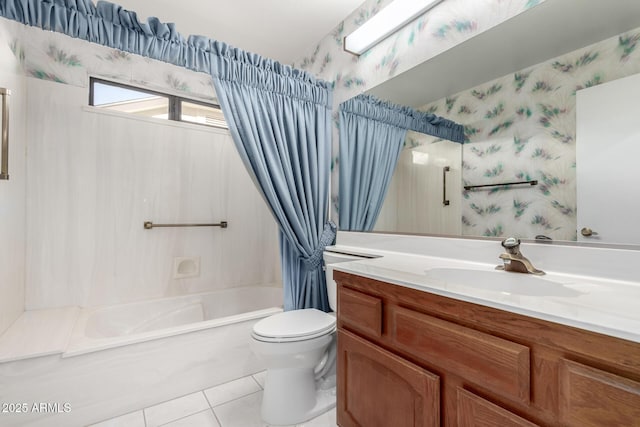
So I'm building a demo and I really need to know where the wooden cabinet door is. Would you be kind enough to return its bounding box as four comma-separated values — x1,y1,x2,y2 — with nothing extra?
457,388,539,427
337,329,440,427
559,359,640,426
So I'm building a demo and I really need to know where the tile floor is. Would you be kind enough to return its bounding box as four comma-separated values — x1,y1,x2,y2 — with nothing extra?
88,371,338,427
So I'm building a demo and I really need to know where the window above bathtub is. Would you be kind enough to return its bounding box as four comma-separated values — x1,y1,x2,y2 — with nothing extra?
89,78,228,129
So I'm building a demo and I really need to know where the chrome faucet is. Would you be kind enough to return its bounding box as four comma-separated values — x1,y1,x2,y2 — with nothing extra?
496,237,545,275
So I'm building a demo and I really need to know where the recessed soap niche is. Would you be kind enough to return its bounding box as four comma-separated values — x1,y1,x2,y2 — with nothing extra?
173,256,200,279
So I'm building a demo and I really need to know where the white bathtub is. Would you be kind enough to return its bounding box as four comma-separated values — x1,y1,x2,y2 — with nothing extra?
0,285,283,427
66,285,283,356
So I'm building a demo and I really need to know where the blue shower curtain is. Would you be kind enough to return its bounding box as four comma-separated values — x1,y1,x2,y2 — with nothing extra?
0,0,336,311
209,42,335,312
339,96,408,231
339,95,464,231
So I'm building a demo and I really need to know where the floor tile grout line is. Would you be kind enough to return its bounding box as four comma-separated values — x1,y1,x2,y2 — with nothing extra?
145,376,265,424
250,374,264,390
97,387,336,427
210,406,223,427
155,408,214,427
98,373,271,426
213,389,263,409
146,371,264,414
203,382,264,410
143,389,206,414
203,387,215,410
144,390,209,427
87,409,147,427
210,390,265,427
205,372,264,394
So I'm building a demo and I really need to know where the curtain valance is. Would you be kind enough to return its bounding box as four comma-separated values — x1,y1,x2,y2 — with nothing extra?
340,94,465,143
1,0,213,72
210,41,331,107
3,0,202,71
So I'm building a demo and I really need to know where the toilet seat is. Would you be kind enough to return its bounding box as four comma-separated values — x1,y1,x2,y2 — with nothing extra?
252,308,336,343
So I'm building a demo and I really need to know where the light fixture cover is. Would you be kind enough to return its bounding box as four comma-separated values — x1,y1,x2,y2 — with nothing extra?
344,0,444,55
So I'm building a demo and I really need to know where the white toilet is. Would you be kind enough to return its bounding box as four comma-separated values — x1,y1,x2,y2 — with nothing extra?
250,251,363,426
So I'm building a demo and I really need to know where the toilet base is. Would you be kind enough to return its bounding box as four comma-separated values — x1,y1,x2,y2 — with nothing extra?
261,369,336,426
298,384,337,423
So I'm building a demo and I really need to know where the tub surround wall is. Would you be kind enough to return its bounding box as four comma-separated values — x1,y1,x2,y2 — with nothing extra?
0,18,280,310
25,77,279,310
375,132,463,236
0,22,26,335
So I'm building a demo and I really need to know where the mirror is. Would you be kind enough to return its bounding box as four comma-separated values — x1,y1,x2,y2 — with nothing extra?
346,0,640,246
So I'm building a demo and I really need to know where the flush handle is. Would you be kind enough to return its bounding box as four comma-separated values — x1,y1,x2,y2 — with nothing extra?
580,227,598,237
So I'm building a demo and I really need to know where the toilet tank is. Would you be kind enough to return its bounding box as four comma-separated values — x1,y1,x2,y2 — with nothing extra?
322,251,369,312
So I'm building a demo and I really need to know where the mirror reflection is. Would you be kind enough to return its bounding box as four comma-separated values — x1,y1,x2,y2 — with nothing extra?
342,0,640,246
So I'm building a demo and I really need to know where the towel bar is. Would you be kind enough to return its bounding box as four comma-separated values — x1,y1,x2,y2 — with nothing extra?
143,221,228,229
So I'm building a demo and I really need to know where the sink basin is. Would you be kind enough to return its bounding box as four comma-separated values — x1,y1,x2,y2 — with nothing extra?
424,268,582,297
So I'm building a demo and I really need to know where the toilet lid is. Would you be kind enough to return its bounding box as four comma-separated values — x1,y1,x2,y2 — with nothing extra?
252,308,336,342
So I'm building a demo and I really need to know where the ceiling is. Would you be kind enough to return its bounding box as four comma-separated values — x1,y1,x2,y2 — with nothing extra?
113,0,365,64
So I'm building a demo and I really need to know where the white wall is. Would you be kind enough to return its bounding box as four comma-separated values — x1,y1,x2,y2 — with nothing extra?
0,24,26,334
25,78,280,309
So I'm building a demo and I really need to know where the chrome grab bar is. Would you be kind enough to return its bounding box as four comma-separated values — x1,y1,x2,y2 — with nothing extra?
442,166,450,206
1,88,10,180
464,180,537,191
144,221,228,229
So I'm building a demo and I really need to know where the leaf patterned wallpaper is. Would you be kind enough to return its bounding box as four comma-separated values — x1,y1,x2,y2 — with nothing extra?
293,0,640,240
292,0,550,226
424,29,640,240
0,18,217,103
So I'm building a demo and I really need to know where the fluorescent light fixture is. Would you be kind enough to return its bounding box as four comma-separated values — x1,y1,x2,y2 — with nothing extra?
344,0,444,55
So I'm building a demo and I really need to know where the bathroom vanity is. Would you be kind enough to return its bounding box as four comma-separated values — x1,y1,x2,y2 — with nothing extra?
331,239,640,427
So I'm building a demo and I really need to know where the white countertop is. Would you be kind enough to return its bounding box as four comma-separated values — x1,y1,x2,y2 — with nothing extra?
329,245,640,344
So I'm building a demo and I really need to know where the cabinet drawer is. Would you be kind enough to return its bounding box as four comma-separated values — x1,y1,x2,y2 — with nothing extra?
338,287,382,338
559,359,640,426
457,388,539,427
390,306,530,402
